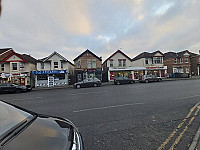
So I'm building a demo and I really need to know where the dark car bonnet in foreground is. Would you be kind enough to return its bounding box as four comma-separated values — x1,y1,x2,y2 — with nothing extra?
0,101,83,150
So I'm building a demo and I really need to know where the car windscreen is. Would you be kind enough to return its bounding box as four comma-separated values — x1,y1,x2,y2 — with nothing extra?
0,101,33,138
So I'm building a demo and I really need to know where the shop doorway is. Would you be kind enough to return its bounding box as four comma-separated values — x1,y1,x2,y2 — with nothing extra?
48,76,54,87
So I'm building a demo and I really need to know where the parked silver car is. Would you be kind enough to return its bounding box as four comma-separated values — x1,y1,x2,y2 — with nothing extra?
74,77,101,89
139,75,162,83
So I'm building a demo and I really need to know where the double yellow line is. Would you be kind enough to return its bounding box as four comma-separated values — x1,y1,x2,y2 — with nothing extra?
158,102,200,150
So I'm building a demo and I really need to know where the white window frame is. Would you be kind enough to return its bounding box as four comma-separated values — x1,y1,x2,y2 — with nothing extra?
174,58,177,64
1,63,4,71
19,62,25,71
61,62,63,69
185,57,188,63
118,60,122,67
145,58,148,64
54,62,58,69
110,60,113,67
41,62,44,69
92,60,96,68
88,60,92,68
77,61,81,68
153,57,163,64
123,60,126,67
180,58,183,63
12,63,18,71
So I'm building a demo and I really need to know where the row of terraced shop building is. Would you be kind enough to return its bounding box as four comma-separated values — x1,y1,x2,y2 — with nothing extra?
0,48,200,87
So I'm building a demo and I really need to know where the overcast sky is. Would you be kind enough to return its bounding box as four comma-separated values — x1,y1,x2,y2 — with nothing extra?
0,0,200,62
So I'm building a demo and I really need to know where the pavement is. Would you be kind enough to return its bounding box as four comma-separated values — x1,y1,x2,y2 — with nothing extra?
2,78,200,149
32,76,200,91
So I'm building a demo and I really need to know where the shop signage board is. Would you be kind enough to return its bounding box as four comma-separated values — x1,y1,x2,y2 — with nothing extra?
31,70,66,75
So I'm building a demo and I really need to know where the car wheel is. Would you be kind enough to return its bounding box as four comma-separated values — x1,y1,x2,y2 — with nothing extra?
145,80,149,83
93,83,97,87
76,85,81,89
130,81,134,84
16,89,21,93
158,78,162,82
117,81,120,85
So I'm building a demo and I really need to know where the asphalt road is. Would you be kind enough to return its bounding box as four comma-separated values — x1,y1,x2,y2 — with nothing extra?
1,79,200,150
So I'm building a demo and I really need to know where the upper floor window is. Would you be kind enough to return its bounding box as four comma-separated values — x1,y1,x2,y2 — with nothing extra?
123,60,126,67
174,58,177,64
54,62,58,69
110,60,113,67
145,58,148,64
88,60,92,68
1,64,4,71
41,62,44,69
92,60,96,68
118,60,122,67
12,63,17,71
153,57,163,64
180,58,183,63
185,57,188,63
78,61,81,68
61,62,63,69
19,62,25,71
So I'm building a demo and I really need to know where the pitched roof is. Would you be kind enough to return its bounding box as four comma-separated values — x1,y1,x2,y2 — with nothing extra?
132,50,163,61
20,54,37,63
73,49,102,61
103,50,131,64
164,50,193,58
38,51,74,66
163,52,178,58
0,49,14,61
0,48,13,55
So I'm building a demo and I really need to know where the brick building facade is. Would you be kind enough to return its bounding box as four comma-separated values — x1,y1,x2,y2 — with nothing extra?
164,50,191,78
73,49,102,82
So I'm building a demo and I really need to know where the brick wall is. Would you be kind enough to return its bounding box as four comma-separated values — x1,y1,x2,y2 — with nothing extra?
74,52,102,70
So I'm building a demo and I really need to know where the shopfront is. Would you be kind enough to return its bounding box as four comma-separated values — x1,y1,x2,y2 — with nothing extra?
146,66,167,77
108,66,167,81
75,68,102,82
31,70,68,87
0,73,29,85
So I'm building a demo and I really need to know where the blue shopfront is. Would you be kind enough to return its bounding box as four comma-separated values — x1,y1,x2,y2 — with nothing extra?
31,70,68,87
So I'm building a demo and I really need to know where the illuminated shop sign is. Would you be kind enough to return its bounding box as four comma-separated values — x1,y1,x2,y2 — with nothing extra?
31,70,66,74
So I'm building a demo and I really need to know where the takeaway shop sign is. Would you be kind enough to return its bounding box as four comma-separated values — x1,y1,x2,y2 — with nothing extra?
31,70,66,75
146,67,164,70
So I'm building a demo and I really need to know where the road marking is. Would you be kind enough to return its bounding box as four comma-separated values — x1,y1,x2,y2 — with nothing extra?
6,97,43,102
173,95,200,100
157,101,200,150
73,103,144,113
68,91,108,96
169,107,200,150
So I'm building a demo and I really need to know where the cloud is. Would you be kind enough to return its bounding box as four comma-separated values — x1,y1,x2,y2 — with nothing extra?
0,0,200,62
